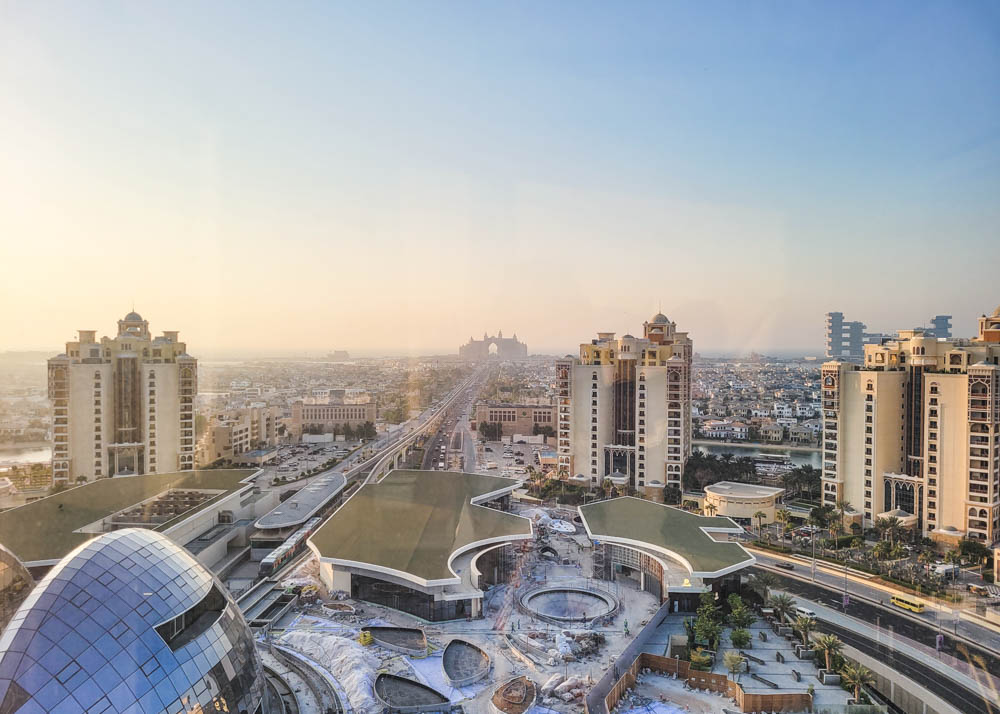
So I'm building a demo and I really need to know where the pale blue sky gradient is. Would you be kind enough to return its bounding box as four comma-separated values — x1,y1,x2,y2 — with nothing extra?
1,2,998,355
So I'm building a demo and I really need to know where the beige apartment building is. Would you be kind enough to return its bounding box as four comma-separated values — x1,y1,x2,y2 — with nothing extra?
290,400,375,437
198,405,282,466
473,402,555,436
47,312,196,484
821,307,1000,544
556,312,693,496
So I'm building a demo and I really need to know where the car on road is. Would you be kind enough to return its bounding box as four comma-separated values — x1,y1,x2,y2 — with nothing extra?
776,562,795,570
794,605,817,618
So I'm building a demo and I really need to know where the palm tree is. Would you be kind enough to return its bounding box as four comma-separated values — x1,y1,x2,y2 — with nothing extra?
529,469,545,497
749,571,777,601
841,663,875,702
723,651,744,683
775,508,792,543
830,520,845,551
794,615,816,646
885,515,903,544
767,593,795,624
813,633,843,671
753,510,767,539
835,498,852,534
875,515,902,544
704,501,718,517
602,478,614,500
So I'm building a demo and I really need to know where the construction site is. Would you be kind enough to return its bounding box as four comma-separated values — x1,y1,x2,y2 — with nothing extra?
243,495,774,714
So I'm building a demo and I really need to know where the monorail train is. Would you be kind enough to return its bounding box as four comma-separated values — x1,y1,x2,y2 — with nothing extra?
259,517,322,577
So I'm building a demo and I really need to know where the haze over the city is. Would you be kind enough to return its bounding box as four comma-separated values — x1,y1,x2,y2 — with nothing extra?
2,2,998,356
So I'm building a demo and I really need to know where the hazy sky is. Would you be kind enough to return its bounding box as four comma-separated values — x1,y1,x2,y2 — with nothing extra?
2,2,998,357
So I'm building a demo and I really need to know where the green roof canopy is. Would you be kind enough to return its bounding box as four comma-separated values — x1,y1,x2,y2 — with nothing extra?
309,470,532,585
0,469,255,565
578,496,754,577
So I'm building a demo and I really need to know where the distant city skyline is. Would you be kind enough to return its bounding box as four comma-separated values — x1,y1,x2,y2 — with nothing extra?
3,304,996,360
2,3,998,355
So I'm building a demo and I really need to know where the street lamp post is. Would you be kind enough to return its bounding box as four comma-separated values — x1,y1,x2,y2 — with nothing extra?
811,531,816,582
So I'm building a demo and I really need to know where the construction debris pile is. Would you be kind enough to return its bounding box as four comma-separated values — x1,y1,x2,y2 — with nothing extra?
540,673,588,704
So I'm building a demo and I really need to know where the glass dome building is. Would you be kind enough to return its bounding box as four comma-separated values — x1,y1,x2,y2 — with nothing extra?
0,529,267,714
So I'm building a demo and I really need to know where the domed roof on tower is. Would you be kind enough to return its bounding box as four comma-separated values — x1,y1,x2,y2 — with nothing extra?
651,312,670,324
124,310,143,321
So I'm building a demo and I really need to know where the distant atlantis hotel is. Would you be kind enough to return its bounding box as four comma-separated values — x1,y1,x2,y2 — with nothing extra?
459,330,528,360
47,311,196,484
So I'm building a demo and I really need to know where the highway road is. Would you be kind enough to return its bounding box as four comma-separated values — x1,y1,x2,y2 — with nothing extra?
421,371,486,472
756,569,1000,714
750,546,1000,654
816,617,998,714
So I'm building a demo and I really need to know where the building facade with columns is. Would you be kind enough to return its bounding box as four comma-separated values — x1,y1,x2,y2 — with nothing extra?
821,307,1000,544
556,312,693,497
47,312,196,484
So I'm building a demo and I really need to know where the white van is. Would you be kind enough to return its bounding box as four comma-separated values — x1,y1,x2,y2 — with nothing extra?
794,605,817,618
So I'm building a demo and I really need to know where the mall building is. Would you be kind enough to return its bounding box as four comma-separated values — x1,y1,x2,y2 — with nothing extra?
578,497,755,611
308,470,532,621
0,529,269,713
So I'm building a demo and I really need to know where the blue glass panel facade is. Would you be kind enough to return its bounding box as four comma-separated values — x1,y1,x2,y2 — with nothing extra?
0,529,265,713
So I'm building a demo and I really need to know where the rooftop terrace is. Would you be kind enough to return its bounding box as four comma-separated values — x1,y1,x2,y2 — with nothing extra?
0,469,256,565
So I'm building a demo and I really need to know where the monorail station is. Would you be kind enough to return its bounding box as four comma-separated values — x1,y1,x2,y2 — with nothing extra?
0,469,262,574
308,470,533,621
578,496,755,611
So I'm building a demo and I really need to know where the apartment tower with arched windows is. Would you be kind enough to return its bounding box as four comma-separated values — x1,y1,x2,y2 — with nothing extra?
47,311,197,484
821,307,1000,544
556,312,693,497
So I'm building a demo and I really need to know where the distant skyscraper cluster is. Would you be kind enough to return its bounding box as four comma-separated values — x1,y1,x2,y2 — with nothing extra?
556,312,693,495
47,312,196,484
825,311,952,360
822,307,1000,543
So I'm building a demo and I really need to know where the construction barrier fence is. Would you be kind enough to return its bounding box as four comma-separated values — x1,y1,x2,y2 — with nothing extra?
599,652,812,714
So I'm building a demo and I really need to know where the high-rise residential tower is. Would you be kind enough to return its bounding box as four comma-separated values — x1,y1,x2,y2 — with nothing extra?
821,307,1000,544
556,312,692,497
825,311,952,360
47,311,197,484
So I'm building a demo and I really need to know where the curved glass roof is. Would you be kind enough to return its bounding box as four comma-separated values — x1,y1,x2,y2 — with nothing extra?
0,529,266,714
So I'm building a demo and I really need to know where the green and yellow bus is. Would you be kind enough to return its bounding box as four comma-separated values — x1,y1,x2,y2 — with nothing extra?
890,595,925,613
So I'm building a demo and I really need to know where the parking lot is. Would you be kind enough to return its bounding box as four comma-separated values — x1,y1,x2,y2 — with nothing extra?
254,440,364,488
480,439,541,477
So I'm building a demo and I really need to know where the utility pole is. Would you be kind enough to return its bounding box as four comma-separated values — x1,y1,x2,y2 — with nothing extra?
811,530,817,582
